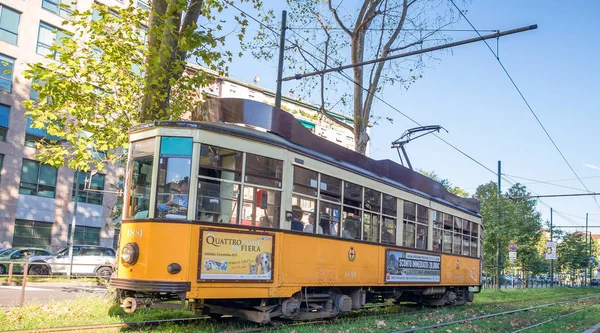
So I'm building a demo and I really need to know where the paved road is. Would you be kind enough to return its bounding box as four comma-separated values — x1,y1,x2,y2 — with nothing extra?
0,282,108,306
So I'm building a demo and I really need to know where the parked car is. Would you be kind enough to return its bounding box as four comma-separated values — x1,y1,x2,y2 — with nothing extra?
0,248,54,275
591,278,599,287
26,245,116,277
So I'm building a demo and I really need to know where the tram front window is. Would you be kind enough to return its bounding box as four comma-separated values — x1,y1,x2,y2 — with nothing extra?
127,138,155,219
156,137,192,219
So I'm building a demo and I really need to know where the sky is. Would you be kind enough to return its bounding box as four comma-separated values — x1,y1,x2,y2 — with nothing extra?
214,1,600,234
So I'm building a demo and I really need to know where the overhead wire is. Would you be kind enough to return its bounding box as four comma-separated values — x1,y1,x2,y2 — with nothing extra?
448,0,600,212
228,2,592,225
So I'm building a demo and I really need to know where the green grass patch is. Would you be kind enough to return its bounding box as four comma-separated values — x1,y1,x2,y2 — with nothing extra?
1,287,599,332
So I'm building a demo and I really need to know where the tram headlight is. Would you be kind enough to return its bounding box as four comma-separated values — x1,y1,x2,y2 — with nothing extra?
121,242,139,266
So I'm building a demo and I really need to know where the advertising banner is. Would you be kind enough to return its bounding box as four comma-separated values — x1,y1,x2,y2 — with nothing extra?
545,241,557,260
199,229,274,282
385,249,441,283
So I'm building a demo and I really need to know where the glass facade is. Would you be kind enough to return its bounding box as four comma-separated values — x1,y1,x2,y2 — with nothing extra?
0,4,19,45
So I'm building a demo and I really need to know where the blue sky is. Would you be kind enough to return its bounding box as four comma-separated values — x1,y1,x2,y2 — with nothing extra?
217,1,600,234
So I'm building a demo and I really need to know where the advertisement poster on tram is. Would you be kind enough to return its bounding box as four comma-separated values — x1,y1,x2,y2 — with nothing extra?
385,249,441,283
199,230,274,282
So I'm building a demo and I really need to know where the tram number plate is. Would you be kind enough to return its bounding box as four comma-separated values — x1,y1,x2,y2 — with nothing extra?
468,286,479,292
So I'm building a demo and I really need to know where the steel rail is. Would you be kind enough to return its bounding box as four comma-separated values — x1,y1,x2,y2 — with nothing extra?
387,295,600,333
510,306,589,333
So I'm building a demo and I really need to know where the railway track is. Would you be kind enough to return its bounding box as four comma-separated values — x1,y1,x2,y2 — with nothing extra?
4,292,598,333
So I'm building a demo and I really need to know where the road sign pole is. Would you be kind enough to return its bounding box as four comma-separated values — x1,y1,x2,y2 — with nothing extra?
497,161,502,290
550,208,553,288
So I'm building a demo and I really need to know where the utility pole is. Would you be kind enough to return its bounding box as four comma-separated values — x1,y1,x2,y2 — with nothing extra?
274,10,287,109
585,213,588,287
497,160,502,290
550,207,553,288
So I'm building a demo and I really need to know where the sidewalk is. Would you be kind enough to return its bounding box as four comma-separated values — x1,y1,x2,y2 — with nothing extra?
584,322,600,333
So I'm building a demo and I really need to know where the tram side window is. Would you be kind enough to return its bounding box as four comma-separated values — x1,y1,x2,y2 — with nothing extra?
242,186,280,228
462,220,471,256
127,138,154,219
362,188,381,242
471,222,479,257
443,213,453,253
433,210,443,252
403,201,428,250
320,201,341,236
291,195,315,232
245,153,283,188
342,207,361,240
198,144,243,224
156,137,192,220
381,195,397,245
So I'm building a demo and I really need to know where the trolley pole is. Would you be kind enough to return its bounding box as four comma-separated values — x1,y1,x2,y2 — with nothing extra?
550,208,553,288
497,161,502,290
274,10,287,109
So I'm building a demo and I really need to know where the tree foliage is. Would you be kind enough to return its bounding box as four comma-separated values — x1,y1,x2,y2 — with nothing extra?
248,0,464,154
418,169,470,198
474,182,542,278
557,232,600,280
24,1,261,171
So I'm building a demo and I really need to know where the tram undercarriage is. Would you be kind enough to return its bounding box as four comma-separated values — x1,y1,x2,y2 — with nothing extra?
119,286,476,324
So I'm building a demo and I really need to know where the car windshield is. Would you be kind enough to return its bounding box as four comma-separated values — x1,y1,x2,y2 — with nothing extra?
0,249,16,257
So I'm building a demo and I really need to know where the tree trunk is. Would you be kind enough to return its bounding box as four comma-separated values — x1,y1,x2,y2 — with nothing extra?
352,31,369,154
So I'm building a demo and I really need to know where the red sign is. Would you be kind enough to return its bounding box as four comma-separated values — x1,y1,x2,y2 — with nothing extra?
508,243,518,252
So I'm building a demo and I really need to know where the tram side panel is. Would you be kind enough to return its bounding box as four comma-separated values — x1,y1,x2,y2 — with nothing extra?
440,254,480,286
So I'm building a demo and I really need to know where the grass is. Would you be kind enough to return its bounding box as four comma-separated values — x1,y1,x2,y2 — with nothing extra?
0,287,599,332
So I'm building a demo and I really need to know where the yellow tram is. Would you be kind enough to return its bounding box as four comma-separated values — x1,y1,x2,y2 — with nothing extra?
111,99,483,323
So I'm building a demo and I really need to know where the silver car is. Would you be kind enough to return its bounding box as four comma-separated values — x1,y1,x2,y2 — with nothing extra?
27,245,115,277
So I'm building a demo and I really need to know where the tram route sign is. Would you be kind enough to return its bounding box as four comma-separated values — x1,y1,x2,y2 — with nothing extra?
384,249,441,283
198,229,274,282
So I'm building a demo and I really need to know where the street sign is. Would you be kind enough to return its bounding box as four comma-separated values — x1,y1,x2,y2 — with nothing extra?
508,243,518,252
509,252,517,261
545,241,557,260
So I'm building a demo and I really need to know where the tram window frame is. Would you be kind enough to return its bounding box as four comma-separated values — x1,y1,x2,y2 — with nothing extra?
432,210,443,252
291,194,316,232
155,137,192,220
292,166,318,197
403,201,428,250
126,138,155,219
198,144,282,229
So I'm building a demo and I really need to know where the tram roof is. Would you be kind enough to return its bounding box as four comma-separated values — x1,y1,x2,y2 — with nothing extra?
131,98,481,216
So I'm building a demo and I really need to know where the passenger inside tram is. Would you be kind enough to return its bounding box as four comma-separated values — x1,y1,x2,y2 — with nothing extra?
303,213,323,234
342,216,360,239
291,205,304,231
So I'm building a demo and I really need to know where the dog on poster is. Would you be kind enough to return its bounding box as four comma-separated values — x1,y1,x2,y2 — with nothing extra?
255,252,272,275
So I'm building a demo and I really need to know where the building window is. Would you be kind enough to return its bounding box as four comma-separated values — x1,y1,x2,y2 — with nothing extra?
37,23,71,60
25,115,61,148
13,219,53,247
0,53,14,92
19,159,58,198
73,171,105,204
0,104,8,141
137,0,150,11
68,225,100,246
0,5,20,45
42,0,75,18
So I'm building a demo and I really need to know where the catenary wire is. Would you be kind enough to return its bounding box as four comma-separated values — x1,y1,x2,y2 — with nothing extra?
228,2,590,224
448,0,600,212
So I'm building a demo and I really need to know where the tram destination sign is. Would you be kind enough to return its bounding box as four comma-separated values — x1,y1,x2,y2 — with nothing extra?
385,249,441,283
198,229,274,282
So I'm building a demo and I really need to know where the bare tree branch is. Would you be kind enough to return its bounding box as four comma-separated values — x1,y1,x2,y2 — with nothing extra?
328,1,353,36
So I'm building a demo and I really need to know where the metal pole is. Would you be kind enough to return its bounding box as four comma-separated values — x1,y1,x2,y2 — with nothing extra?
550,208,553,288
274,10,287,109
590,231,593,284
497,160,502,290
67,169,80,277
283,24,538,81
585,213,588,286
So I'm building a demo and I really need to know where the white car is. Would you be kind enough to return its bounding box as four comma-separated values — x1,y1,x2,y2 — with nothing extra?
27,245,116,277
